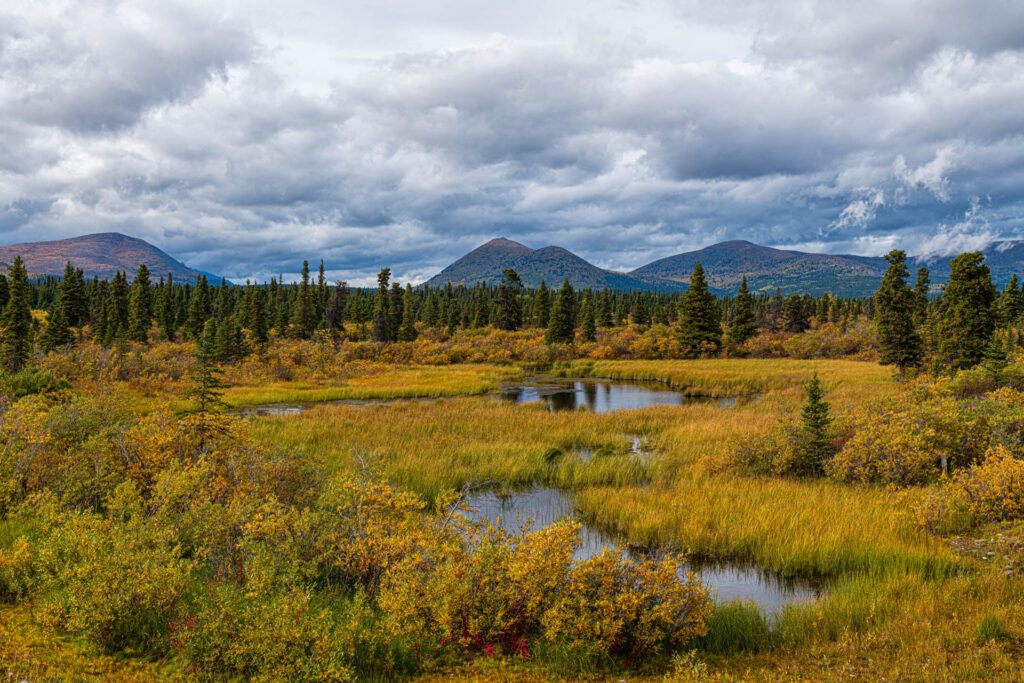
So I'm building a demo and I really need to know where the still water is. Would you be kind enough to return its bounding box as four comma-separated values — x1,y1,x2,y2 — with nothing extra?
461,484,823,617
498,378,745,413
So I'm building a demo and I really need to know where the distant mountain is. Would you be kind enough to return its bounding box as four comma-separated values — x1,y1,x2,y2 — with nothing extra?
632,240,889,297
0,232,213,282
423,238,682,291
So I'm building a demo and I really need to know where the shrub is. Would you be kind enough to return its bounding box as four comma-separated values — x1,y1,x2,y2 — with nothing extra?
916,446,1024,533
0,367,70,400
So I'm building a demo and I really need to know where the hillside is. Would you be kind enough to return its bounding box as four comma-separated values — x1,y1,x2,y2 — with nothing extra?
631,240,890,297
0,232,210,282
424,238,682,291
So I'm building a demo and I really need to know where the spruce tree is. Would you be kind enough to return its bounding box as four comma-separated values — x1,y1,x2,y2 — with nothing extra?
997,274,1024,327
875,250,923,373
397,284,418,341
39,302,73,352
545,278,577,344
534,280,551,328
597,289,613,327
783,295,809,333
58,261,88,327
0,256,33,372
291,260,316,339
494,269,523,331
982,332,1009,382
249,287,269,346
726,275,757,345
390,282,404,340
126,264,152,342
325,281,348,332
184,275,208,340
677,262,721,357
579,290,597,343
796,373,834,477
936,251,996,370
107,271,130,340
372,268,391,342
158,273,177,341
0,274,8,311
913,266,931,327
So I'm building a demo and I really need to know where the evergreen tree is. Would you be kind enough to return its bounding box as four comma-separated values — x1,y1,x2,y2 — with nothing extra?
58,261,88,327
158,273,177,341
997,274,1024,327
615,296,630,326
0,257,33,372
597,289,613,327
494,269,524,331
534,280,551,328
982,332,1009,382
936,251,997,370
796,373,834,477
390,282,404,340
39,301,73,352
545,278,577,344
875,250,923,373
291,260,316,339
372,268,391,342
726,275,758,345
0,274,8,311
184,275,208,340
631,296,650,327
913,266,931,326
783,294,809,333
397,284,418,342
325,281,348,332
676,262,721,357
126,264,152,342
107,271,130,340
249,287,269,346
316,259,328,323
579,290,597,343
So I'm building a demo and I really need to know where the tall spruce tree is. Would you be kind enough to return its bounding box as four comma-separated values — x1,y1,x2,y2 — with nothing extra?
0,274,8,311
997,274,1024,327
58,261,88,327
0,257,33,371
372,268,391,343
39,301,73,352
875,250,923,373
726,275,757,345
158,273,177,341
494,269,523,331
545,278,577,344
598,289,614,328
936,251,996,370
126,264,152,342
397,284,418,341
579,290,597,343
534,280,551,328
676,262,721,357
291,260,316,339
913,266,931,326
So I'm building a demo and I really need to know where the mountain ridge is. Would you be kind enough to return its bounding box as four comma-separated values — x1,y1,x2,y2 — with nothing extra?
0,232,214,282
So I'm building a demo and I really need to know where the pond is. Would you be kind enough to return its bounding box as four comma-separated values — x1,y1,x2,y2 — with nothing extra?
460,484,823,617
497,378,747,413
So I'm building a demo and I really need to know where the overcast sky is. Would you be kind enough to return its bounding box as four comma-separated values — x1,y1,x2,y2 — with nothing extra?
3,0,1024,284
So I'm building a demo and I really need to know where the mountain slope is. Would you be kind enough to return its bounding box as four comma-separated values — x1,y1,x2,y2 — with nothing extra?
0,232,211,282
424,238,682,291
632,240,889,297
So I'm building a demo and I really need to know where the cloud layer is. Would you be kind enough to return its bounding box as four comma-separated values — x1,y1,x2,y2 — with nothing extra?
2,0,1024,284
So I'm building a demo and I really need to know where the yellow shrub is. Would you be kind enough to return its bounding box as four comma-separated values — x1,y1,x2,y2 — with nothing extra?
917,445,1024,533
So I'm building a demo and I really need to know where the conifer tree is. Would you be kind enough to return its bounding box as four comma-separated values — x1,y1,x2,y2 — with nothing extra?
315,259,328,323
184,275,208,340
676,262,721,357
997,274,1024,327
875,250,923,373
158,273,177,341
0,257,33,372
390,282,404,339
472,284,490,328
422,291,439,328
598,289,613,327
372,268,391,342
291,260,316,339
783,295,809,333
39,302,73,352
615,296,630,326
126,264,152,342
397,284,418,341
107,271,130,340
936,251,996,370
58,261,88,327
796,373,834,477
631,296,650,327
580,290,597,343
726,275,758,345
249,287,269,346
325,281,348,332
494,269,523,331
982,332,1009,382
0,274,8,311
545,278,577,344
534,280,551,328
913,266,931,326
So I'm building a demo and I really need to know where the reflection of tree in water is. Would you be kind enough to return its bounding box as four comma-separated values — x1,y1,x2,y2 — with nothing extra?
546,390,578,411
582,381,598,409
502,387,525,403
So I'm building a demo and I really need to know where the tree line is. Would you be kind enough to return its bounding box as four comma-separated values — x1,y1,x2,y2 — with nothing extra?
2,249,1014,373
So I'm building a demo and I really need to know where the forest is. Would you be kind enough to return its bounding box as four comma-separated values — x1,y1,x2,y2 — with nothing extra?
2,248,1024,681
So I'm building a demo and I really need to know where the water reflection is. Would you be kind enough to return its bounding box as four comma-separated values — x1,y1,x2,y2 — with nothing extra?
461,484,823,616
498,378,744,413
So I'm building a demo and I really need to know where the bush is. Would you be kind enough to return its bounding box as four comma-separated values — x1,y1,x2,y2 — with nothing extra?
917,446,1024,533
0,367,70,400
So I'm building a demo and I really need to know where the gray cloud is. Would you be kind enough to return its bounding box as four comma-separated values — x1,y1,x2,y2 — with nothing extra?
1,0,1024,285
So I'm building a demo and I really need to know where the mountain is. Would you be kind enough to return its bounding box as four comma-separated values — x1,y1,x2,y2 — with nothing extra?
632,240,888,297
423,238,682,291
0,232,213,282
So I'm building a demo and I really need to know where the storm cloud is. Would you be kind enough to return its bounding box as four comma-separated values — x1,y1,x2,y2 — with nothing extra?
2,0,1024,284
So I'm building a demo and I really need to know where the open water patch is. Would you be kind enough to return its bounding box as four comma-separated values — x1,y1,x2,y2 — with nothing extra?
461,484,823,617
498,378,751,413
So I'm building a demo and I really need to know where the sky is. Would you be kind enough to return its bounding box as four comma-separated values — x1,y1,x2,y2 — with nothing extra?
2,0,1024,285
